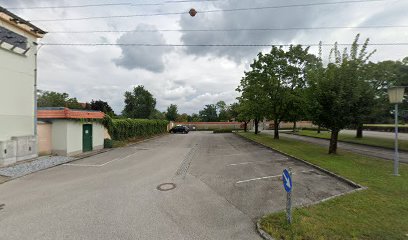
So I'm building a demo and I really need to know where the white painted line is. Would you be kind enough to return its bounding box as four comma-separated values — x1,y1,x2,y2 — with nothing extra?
227,159,288,166
235,170,316,184
63,152,140,167
236,174,281,184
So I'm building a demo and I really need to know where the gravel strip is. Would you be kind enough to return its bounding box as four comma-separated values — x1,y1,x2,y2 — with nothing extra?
0,156,76,178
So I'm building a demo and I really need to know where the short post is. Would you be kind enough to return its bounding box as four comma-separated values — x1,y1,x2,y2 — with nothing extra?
282,168,293,224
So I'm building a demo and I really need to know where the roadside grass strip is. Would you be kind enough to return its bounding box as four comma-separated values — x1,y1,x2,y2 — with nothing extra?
238,132,408,240
298,129,408,152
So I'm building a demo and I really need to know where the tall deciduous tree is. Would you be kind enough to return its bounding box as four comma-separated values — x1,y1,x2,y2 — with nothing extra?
199,104,218,122
122,85,156,119
165,104,178,121
90,100,115,116
37,90,83,109
310,35,375,154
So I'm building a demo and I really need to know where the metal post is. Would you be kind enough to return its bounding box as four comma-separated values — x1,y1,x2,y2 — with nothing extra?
394,104,399,176
286,168,292,224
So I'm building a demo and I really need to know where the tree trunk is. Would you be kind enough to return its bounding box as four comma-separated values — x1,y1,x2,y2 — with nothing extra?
356,124,363,138
274,119,279,139
317,125,321,134
293,121,297,133
254,118,259,134
244,122,248,132
329,130,339,154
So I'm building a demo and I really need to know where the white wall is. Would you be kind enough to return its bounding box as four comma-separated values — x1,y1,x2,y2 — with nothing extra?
51,120,68,155
50,120,105,156
93,123,105,150
0,19,37,141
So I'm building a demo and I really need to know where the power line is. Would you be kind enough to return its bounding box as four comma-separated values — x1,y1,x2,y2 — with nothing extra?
47,25,408,34
38,42,408,47
5,0,220,9
29,0,384,22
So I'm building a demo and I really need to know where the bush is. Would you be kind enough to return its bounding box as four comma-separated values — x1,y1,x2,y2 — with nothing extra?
213,129,234,133
104,138,113,148
103,115,168,141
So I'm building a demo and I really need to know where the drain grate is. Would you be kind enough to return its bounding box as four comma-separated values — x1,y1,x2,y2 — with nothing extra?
0,203,5,210
156,183,176,191
175,144,198,178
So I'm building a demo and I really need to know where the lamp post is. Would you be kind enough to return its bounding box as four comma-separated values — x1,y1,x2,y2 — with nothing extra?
387,86,405,176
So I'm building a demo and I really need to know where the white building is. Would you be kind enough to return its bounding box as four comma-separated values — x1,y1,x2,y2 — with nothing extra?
0,7,46,166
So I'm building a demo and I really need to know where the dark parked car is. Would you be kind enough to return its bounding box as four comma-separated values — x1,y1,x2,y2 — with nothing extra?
169,125,189,134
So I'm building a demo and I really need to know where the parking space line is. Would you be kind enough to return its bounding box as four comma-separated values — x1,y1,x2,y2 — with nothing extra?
235,170,315,184
63,152,139,167
227,158,288,166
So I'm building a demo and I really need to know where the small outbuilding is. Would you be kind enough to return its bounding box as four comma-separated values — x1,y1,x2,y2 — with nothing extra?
37,108,105,156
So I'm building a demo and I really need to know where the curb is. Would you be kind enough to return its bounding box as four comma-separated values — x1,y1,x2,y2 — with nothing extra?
256,220,275,240
234,132,367,240
0,134,168,185
287,132,408,154
234,133,364,189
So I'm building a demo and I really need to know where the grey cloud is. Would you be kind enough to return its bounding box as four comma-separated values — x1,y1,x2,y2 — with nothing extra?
113,24,173,72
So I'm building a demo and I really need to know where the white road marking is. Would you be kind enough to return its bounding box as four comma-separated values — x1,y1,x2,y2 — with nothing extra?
227,158,288,166
236,174,281,184
235,170,315,184
63,152,140,167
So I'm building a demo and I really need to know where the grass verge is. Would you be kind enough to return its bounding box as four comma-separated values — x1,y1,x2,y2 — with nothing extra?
297,130,408,151
238,132,408,240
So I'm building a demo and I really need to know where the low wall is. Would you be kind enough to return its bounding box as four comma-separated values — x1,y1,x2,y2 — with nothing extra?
175,122,243,130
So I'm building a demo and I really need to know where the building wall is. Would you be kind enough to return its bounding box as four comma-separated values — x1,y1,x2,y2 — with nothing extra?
175,122,243,130
51,120,68,156
48,120,105,156
0,18,37,141
38,122,52,156
93,123,105,150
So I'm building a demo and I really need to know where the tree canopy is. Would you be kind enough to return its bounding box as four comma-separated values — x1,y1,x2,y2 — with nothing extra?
122,85,156,119
37,90,83,109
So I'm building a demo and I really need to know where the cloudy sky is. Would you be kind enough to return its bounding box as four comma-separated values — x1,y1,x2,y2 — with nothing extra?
1,0,408,114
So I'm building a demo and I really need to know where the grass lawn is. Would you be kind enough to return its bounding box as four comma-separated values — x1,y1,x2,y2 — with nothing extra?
364,124,408,128
297,129,408,151
238,132,408,240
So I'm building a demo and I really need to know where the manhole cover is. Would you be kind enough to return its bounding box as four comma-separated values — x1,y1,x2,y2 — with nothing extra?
157,183,176,191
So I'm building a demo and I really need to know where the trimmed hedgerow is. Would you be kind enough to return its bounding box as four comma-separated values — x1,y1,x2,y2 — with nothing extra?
103,115,168,140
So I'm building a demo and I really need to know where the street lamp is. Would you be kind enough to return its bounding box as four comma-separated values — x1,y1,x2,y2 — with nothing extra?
387,86,405,176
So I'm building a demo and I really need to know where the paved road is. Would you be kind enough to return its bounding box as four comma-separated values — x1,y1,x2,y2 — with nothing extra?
264,131,408,164
341,129,408,141
0,132,354,240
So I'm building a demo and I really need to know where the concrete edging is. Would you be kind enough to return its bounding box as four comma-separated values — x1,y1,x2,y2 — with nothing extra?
287,131,408,154
234,132,367,240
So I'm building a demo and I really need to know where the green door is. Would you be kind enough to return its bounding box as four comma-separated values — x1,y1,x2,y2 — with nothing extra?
83,124,93,152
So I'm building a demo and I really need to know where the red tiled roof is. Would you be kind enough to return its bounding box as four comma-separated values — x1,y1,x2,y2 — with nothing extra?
38,108,105,119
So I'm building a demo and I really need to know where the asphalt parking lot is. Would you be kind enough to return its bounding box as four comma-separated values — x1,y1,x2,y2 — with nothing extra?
0,132,356,240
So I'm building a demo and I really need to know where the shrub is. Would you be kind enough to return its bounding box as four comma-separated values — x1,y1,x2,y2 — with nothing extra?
213,129,234,133
103,115,168,140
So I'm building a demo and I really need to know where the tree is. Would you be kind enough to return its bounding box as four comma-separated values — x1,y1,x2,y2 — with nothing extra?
90,100,115,116
37,90,83,109
188,113,201,122
122,85,156,119
165,104,178,121
150,109,165,120
176,113,189,122
216,101,230,121
236,61,268,134
199,104,218,122
309,35,376,154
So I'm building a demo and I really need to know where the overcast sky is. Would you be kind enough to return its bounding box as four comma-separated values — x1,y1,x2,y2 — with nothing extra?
1,0,408,114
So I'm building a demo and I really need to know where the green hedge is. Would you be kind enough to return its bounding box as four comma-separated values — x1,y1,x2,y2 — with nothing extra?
213,129,235,133
103,116,168,140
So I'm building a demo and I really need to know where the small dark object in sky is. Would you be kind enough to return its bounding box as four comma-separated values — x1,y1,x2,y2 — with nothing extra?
189,8,197,17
